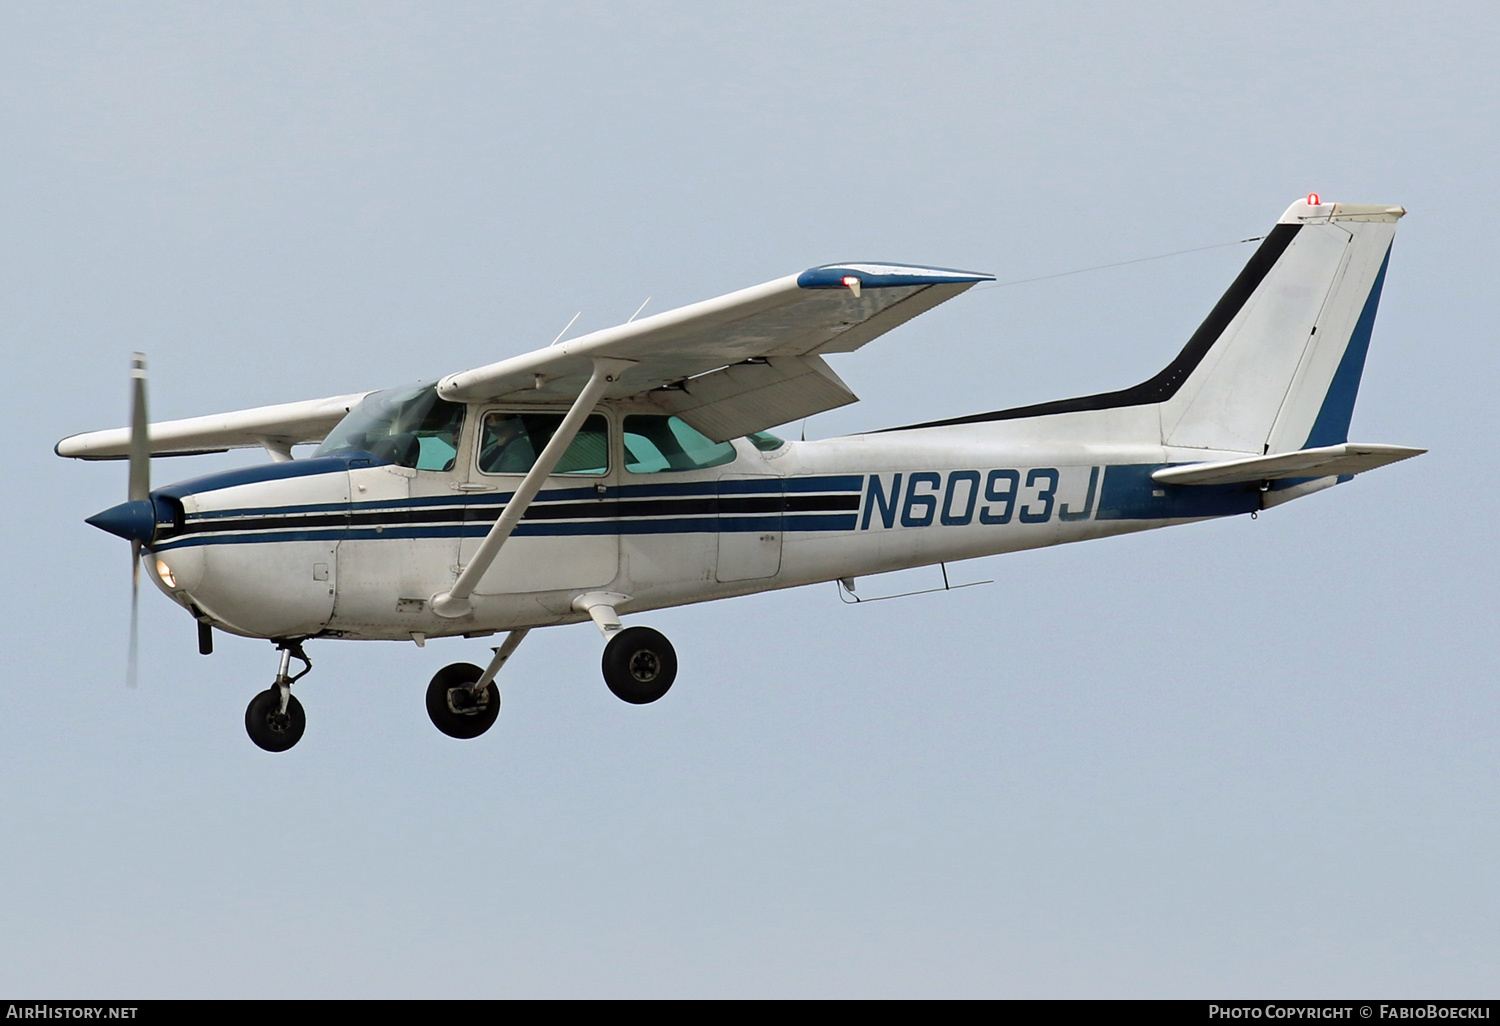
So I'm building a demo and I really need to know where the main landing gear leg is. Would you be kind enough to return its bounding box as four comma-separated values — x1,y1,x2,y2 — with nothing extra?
574,592,678,705
245,641,310,753
425,628,529,740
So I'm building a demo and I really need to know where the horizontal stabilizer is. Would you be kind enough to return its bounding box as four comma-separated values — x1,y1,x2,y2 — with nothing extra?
1152,443,1425,486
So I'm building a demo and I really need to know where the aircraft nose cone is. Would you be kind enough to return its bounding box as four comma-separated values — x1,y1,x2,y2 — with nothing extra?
86,499,156,544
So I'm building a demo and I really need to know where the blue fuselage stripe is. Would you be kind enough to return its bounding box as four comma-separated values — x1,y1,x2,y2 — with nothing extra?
150,465,1273,552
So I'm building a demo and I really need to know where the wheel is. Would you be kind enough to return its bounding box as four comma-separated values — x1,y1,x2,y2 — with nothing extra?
602,626,677,705
244,688,306,752
425,662,500,739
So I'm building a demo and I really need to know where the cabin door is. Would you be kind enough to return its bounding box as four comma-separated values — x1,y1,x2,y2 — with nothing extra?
458,407,619,595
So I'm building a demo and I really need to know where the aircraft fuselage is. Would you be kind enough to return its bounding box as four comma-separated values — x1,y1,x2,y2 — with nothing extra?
143,401,1299,644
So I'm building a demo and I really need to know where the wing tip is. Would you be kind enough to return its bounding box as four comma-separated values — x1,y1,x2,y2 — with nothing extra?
55,433,92,459
797,263,994,290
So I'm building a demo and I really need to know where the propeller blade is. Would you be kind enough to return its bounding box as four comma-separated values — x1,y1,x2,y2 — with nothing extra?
128,540,141,689
126,353,148,688
128,352,149,502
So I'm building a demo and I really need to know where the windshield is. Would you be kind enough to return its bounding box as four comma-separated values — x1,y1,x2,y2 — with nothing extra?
314,382,466,471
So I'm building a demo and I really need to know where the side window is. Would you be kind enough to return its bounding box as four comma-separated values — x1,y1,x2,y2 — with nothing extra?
623,415,737,474
477,413,609,475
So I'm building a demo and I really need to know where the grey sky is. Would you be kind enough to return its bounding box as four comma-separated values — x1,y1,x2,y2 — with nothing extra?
3,2,1496,997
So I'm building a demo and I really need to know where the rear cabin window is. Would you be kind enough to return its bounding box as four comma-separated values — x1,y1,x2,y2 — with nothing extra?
623,415,737,473
477,412,609,475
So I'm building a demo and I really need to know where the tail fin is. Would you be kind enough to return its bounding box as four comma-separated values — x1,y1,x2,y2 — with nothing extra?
1160,197,1403,453
881,197,1403,447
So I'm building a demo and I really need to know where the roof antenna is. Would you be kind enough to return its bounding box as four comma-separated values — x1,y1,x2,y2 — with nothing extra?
626,297,651,323
800,417,808,442
549,311,582,347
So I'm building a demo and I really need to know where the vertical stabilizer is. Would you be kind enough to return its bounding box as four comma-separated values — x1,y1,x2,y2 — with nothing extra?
1161,198,1403,453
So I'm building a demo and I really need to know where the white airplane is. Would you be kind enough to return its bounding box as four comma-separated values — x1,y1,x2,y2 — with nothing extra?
59,196,1423,752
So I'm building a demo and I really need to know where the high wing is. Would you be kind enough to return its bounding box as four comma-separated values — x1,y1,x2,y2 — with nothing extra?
55,392,370,461
55,261,991,460
438,262,993,440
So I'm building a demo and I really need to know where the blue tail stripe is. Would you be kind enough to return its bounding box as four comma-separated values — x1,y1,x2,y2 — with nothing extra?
1096,465,1260,520
1303,244,1393,448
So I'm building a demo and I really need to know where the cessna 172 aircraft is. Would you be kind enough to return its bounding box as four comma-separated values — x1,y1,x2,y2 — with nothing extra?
59,196,1422,752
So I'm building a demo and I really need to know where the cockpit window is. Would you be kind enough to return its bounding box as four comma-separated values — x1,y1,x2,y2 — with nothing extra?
314,382,465,472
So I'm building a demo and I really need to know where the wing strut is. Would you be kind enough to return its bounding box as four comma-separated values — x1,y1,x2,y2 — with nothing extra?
431,357,634,620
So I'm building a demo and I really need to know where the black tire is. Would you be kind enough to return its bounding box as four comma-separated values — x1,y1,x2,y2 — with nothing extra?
245,688,306,752
425,662,500,739
602,626,677,705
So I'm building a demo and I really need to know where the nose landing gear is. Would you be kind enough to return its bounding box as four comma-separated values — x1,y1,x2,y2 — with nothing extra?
245,641,311,752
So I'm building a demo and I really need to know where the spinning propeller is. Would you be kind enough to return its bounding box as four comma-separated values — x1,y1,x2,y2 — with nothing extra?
84,354,153,687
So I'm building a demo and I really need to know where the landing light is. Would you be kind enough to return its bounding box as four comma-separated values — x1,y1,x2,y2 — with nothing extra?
156,560,177,589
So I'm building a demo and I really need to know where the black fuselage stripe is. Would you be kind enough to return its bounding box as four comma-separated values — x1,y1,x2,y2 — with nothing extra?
159,492,862,540
880,222,1304,431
